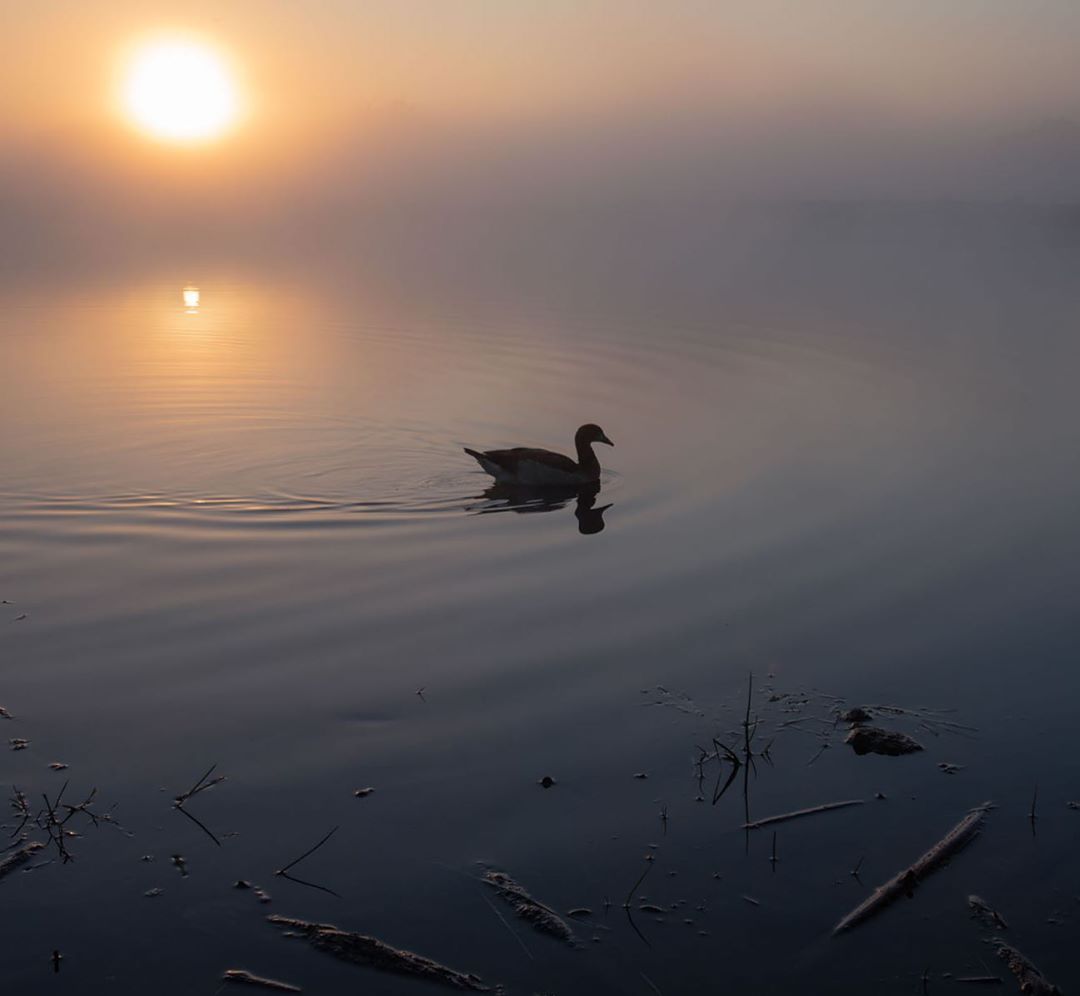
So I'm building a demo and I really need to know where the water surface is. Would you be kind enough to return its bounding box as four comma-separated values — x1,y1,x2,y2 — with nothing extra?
2,209,1079,992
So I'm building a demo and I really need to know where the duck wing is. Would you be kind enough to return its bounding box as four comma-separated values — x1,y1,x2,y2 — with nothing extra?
464,446,580,482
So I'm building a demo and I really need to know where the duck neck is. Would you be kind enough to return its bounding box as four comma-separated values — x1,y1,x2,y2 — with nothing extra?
575,437,601,479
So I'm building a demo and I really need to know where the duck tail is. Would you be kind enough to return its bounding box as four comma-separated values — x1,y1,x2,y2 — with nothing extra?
463,447,484,461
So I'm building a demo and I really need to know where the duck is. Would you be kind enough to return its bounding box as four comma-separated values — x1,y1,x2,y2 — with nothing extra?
464,423,614,486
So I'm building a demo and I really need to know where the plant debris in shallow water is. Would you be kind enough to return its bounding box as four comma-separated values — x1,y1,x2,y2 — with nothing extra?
844,725,924,756
267,915,495,992
482,867,576,946
0,841,45,882
993,941,1062,995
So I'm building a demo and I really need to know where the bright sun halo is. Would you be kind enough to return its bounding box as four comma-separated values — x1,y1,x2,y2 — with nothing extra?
122,38,239,143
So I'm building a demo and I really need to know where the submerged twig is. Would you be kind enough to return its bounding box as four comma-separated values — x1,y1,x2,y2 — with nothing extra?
743,799,864,830
222,969,302,992
832,801,992,935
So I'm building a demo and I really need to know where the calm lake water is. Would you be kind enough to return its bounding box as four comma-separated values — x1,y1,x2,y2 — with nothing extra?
2,207,1079,993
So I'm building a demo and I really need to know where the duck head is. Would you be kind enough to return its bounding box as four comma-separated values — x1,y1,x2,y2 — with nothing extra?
576,423,614,448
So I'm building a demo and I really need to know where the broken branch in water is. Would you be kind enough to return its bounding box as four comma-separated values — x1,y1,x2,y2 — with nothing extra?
832,801,992,935
743,799,864,830
993,941,1061,996
267,914,494,991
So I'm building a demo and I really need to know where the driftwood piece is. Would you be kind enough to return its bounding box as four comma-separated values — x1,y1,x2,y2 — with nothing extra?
222,969,302,992
993,941,1061,995
743,799,863,830
968,894,1009,931
845,725,923,756
482,869,575,945
833,802,991,935
267,915,493,992
0,841,44,881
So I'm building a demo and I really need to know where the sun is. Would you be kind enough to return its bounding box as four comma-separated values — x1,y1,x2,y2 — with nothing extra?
122,38,240,143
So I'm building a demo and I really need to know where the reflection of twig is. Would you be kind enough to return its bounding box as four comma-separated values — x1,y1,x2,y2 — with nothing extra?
10,781,112,863
275,826,341,898
61,787,99,826
39,782,73,863
174,802,221,847
620,852,656,946
173,763,226,848
276,871,341,898
640,971,663,995
622,853,654,909
709,741,741,805
624,907,651,948
479,889,533,960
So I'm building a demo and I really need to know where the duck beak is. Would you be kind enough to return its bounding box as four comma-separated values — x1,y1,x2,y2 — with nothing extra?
599,432,614,447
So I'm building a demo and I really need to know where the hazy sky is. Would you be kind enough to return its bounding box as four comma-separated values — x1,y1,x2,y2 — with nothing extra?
8,1,1080,134
4,2,1080,276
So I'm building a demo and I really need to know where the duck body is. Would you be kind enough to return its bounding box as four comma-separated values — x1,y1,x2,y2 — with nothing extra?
464,423,613,486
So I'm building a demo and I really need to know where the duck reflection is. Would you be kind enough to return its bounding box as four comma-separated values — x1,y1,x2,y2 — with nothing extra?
472,482,612,535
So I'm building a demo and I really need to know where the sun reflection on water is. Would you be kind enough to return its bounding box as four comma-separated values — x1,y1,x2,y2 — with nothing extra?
182,285,200,312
